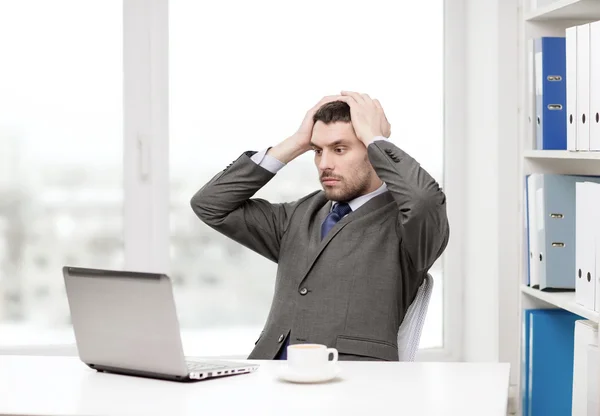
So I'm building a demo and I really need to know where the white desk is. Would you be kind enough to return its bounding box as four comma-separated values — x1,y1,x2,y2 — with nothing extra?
0,356,510,416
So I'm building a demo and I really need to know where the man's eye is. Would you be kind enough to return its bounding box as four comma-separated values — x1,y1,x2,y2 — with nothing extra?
314,149,322,155
335,148,345,153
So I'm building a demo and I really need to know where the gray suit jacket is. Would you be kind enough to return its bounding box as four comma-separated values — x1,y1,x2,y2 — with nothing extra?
190,140,449,361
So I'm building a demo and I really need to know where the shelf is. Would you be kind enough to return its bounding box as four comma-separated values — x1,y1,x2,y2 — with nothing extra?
524,150,600,160
521,285,599,322
525,0,600,21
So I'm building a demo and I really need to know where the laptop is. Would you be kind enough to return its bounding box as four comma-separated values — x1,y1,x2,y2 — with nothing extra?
62,266,259,382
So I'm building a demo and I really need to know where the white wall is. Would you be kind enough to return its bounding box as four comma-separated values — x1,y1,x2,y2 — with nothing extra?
464,0,499,363
462,0,520,391
496,0,521,389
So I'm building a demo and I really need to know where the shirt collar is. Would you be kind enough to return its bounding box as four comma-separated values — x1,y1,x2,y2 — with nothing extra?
331,182,388,213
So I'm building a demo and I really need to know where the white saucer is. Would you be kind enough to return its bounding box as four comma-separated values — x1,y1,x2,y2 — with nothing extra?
276,364,341,384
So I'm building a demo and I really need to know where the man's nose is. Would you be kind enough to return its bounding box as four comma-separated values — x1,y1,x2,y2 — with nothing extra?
318,151,334,171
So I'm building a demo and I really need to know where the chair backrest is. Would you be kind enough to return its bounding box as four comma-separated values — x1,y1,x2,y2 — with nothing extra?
396,273,434,361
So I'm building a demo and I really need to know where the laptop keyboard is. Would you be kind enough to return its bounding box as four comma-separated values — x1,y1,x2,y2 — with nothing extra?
185,361,230,372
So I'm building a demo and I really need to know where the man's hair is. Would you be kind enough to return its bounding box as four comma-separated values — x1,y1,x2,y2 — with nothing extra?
312,101,351,124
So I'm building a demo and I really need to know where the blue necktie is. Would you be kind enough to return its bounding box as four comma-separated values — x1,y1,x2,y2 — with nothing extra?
321,202,352,240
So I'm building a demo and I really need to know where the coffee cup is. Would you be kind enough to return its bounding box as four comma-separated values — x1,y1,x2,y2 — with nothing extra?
286,343,338,373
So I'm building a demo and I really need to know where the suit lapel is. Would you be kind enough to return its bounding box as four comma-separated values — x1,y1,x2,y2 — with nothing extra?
307,200,332,259
298,191,394,287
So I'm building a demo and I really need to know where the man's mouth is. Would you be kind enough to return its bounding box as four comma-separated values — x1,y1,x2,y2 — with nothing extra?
321,178,340,185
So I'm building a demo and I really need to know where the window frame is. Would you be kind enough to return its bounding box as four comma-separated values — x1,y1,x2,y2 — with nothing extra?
415,0,465,362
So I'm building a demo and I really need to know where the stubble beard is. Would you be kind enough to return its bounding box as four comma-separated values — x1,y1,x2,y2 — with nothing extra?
322,168,373,202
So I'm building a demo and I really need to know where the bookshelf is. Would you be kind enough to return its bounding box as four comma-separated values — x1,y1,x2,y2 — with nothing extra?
521,285,600,322
524,149,600,160
525,0,600,21
518,0,600,414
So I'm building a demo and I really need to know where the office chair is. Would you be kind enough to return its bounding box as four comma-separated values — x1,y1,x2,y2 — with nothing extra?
397,273,433,361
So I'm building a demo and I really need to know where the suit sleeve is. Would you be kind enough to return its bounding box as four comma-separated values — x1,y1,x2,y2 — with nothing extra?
367,140,449,273
190,151,306,263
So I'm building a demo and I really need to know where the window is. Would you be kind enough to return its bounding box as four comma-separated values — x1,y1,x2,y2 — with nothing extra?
0,1,123,346
1,0,451,357
169,0,444,353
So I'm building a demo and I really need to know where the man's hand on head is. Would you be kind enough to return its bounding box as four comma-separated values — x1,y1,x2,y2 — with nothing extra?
338,91,392,146
266,94,344,164
291,94,346,152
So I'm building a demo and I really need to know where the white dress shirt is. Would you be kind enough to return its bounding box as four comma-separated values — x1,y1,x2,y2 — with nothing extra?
336,182,388,214
250,136,390,216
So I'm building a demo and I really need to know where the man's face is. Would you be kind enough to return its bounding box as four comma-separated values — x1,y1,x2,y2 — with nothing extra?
310,121,375,202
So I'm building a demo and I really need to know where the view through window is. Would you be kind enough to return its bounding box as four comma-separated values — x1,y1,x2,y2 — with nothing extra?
0,1,123,346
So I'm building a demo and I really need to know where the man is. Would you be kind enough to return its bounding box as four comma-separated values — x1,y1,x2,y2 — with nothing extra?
191,91,449,361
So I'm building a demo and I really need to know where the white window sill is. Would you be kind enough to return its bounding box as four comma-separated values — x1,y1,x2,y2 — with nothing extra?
1,322,442,358
0,323,261,359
